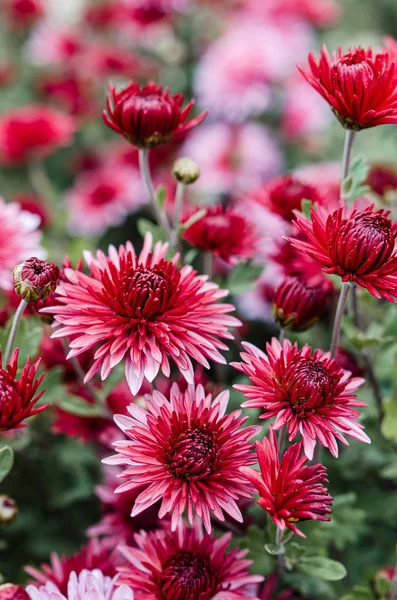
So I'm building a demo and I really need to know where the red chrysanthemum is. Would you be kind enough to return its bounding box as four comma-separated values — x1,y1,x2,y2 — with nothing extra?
0,584,30,600
25,539,113,596
116,520,263,600
103,80,208,148
232,339,370,459
298,45,397,130
273,276,328,331
104,383,261,533
182,205,258,263
290,204,397,301
241,427,333,538
0,349,48,431
366,163,397,197
0,105,75,165
251,174,325,222
42,233,240,395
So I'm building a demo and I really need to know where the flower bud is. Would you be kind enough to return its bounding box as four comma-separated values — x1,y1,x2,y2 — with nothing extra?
0,584,29,600
273,276,327,332
172,158,200,185
0,495,17,525
13,257,60,302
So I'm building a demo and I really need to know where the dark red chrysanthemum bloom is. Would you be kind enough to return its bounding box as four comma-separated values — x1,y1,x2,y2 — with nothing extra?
0,105,75,165
39,72,94,117
298,45,397,130
232,339,370,459
42,233,240,395
0,349,48,431
241,427,333,538
6,0,44,28
182,205,258,263
103,80,208,148
273,276,327,331
104,384,261,533
366,163,397,197
25,539,113,595
290,204,397,301
13,257,60,302
0,584,30,600
116,521,263,600
251,174,324,222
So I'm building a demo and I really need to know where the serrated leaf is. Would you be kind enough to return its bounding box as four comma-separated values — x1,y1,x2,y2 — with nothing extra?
226,261,264,295
0,446,14,484
342,156,370,202
58,395,107,418
297,556,347,581
137,219,167,244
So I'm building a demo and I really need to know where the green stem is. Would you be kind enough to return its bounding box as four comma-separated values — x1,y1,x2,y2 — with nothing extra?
170,181,185,249
138,149,172,238
203,252,213,279
330,283,350,359
276,526,285,573
4,299,27,364
340,130,356,205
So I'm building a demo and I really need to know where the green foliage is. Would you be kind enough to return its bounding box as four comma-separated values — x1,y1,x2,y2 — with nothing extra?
381,396,397,443
296,557,347,581
240,526,275,577
0,447,14,485
340,586,374,600
301,199,313,219
342,156,370,202
226,261,264,295
0,316,43,366
137,218,167,244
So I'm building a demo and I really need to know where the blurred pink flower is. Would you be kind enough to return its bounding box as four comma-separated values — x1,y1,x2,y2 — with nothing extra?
243,0,341,27
0,198,45,290
66,166,145,236
282,76,332,141
26,23,84,67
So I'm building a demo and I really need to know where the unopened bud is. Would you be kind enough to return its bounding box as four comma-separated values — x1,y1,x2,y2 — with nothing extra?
13,257,60,302
0,584,29,600
0,496,17,525
172,158,200,185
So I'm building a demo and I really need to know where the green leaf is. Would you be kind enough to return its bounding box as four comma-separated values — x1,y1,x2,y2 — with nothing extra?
180,209,207,232
155,185,166,209
0,446,14,484
297,556,347,581
184,249,199,265
58,395,107,418
0,316,43,366
226,261,264,295
301,199,313,219
340,586,374,600
239,526,275,577
342,156,370,202
137,219,167,244
382,396,397,442
264,543,283,555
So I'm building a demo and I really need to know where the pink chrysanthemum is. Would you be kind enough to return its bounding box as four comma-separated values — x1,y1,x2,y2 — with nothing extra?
25,540,113,596
104,383,261,533
25,570,133,600
116,520,263,599
232,339,370,459
290,204,397,302
241,427,333,538
0,198,45,291
42,233,240,395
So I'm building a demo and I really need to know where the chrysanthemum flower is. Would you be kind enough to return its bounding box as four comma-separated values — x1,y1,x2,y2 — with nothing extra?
0,198,45,291
273,276,327,331
290,204,397,301
232,339,370,459
103,80,208,149
0,105,75,165
13,257,60,302
42,233,240,394
0,349,48,432
116,520,263,599
104,383,261,532
182,205,258,263
5,0,44,28
298,45,397,130
0,584,30,600
241,427,333,538
25,540,113,596
25,570,132,600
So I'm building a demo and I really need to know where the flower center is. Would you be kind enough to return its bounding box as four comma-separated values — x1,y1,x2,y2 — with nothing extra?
284,357,338,410
161,551,218,600
169,427,217,480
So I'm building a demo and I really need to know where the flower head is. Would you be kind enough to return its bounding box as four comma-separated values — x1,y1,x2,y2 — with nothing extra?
0,105,75,165
42,233,240,394
0,349,48,431
116,521,263,599
104,383,261,533
273,276,327,331
0,198,45,291
290,204,397,301
13,258,59,302
0,584,30,600
103,81,208,148
5,0,44,28
298,45,397,130
25,570,132,600
232,339,370,459
241,427,333,538
182,205,258,263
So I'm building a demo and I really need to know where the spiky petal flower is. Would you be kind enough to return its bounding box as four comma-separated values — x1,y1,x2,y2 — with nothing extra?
298,45,397,130
241,427,333,538
25,570,133,600
42,233,240,395
273,276,327,331
116,520,263,599
0,349,48,431
103,80,208,149
232,339,370,459
104,384,261,533
290,204,397,302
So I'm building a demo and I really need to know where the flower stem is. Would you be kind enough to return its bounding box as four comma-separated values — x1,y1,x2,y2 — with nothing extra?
276,526,285,572
4,299,27,364
170,181,185,248
138,149,172,238
340,130,356,205
330,282,350,359
279,328,285,343
203,252,213,279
